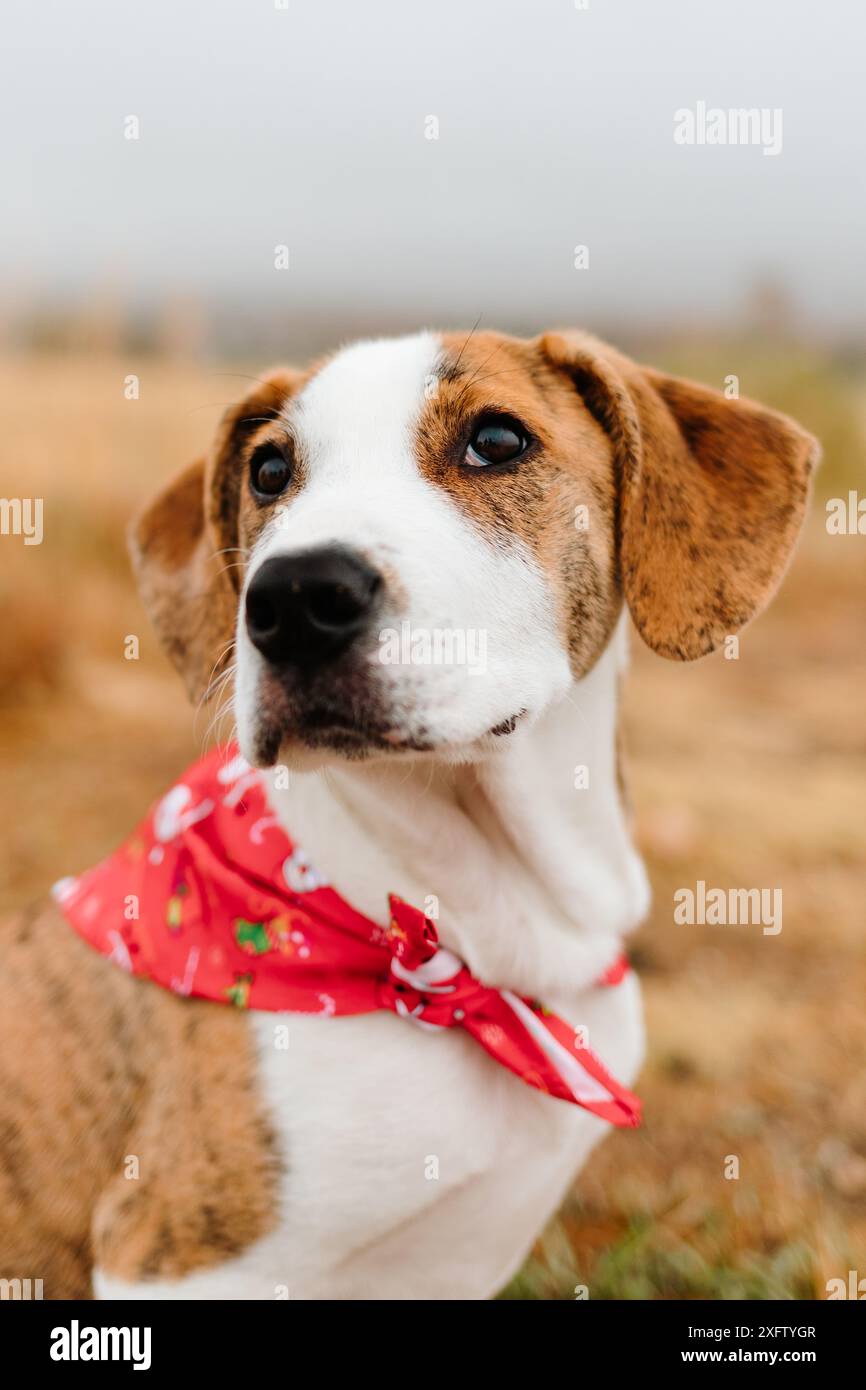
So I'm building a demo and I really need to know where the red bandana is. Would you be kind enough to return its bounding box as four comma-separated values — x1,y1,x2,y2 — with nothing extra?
54,746,640,1127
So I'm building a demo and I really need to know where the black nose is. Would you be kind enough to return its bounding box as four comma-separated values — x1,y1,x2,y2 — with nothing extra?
245,547,383,668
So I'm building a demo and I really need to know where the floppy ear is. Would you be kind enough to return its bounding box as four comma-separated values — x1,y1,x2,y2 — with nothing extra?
540,332,820,660
129,369,300,702
129,456,237,703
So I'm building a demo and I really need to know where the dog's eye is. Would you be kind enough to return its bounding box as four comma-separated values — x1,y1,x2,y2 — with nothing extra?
465,416,529,468
250,448,292,499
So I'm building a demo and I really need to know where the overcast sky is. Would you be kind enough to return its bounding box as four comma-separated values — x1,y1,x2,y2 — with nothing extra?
2,0,863,338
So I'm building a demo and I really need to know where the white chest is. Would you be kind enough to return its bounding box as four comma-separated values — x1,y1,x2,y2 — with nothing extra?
246,968,644,1299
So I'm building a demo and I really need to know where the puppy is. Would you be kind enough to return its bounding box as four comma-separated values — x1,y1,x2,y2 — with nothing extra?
0,329,817,1300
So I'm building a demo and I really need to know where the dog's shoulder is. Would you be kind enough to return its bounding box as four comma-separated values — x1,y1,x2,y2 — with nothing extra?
0,899,283,1295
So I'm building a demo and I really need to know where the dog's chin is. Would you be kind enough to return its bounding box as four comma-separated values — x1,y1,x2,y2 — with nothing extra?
238,704,530,772
236,658,533,770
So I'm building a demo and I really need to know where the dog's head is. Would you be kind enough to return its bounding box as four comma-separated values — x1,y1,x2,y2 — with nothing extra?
131,330,818,769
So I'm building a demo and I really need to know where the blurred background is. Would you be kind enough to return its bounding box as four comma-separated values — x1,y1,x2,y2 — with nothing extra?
1,0,864,1297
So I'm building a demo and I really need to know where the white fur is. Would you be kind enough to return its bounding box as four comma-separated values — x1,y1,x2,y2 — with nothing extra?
96,335,649,1301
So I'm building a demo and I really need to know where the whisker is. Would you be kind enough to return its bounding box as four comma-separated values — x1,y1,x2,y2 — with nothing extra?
456,366,525,395
209,372,282,387
193,643,237,739
202,684,237,751
202,661,236,705
455,345,507,409
448,313,483,379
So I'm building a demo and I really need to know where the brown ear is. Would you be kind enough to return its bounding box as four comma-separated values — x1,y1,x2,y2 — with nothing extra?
129,369,300,702
129,457,237,703
541,332,820,660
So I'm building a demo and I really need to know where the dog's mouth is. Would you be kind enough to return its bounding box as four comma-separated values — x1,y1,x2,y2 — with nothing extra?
249,685,437,764
252,707,530,767
300,706,528,753
300,706,436,755
489,710,527,737
247,667,529,766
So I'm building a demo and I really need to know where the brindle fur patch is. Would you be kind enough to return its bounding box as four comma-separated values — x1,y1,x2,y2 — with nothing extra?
539,331,819,660
0,902,282,1296
421,331,623,677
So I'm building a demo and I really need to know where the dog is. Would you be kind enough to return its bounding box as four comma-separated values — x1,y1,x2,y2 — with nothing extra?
0,328,817,1300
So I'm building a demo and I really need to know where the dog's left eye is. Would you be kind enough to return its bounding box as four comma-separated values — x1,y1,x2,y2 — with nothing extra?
465,416,529,468
250,448,292,499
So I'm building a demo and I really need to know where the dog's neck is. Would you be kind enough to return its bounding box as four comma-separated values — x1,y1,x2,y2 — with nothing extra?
264,620,650,1004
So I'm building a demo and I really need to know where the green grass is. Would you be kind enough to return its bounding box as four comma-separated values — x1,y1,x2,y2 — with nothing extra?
499,1206,826,1301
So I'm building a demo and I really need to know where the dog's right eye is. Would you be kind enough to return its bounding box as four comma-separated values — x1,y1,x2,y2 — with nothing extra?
250,448,292,500
465,414,530,468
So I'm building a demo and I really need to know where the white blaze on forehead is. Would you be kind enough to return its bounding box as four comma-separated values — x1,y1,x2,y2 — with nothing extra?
235,328,572,759
287,332,442,484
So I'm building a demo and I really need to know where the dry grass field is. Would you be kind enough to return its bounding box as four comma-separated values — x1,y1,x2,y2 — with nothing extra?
1,341,864,1299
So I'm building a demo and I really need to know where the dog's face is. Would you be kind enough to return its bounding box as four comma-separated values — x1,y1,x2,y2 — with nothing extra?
132,329,818,770
231,331,622,768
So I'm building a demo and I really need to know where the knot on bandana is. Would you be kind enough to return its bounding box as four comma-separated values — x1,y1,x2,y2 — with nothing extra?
385,895,439,970
378,896,487,1029
54,745,641,1129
